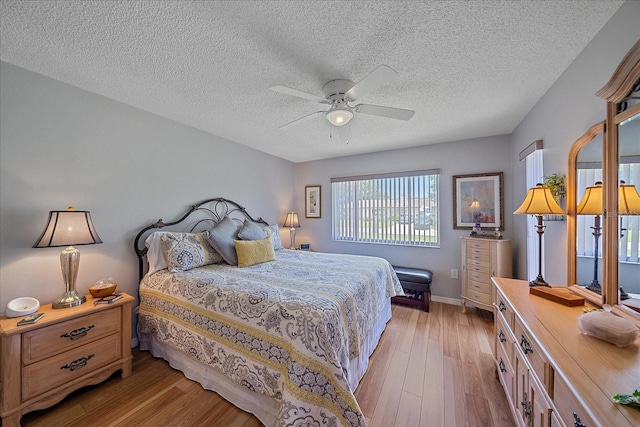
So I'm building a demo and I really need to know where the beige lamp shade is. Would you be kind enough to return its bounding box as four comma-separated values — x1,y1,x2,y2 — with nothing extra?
576,181,603,215
33,208,103,248
619,181,640,215
514,183,565,215
283,212,301,228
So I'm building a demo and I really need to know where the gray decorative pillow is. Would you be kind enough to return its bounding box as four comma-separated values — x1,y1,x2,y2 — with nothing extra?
265,224,283,250
237,219,268,241
160,232,221,272
206,216,240,265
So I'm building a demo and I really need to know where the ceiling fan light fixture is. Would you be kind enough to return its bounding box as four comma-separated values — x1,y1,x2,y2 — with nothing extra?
326,108,353,127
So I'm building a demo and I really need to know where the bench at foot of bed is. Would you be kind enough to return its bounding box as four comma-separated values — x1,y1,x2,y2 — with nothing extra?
391,266,432,312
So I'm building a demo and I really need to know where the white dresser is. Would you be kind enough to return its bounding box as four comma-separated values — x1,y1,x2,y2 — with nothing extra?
461,236,512,313
493,278,640,427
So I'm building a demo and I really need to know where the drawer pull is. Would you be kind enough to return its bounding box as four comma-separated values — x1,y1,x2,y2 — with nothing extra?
61,325,95,340
498,301,506,312
498,358,507,373
520,392,531,420
573,413,586,427
520,335,533,355
498,330,507,343
60,354,94,371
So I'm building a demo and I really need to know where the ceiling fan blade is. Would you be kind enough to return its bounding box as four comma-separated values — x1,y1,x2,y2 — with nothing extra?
345,65,398,101
278,111,325,130
355,104,415,121
270,85,329,104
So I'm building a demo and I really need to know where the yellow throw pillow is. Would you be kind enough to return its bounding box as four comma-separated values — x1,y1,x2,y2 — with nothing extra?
234,235,275,267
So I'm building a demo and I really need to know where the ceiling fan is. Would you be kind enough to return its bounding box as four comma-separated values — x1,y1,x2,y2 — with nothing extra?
270,65,415,130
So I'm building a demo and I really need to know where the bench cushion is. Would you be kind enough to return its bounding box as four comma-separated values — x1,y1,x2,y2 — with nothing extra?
393,266,432,284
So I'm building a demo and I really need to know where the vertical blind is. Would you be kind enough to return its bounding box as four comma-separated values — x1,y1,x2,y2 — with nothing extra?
331,169,440,246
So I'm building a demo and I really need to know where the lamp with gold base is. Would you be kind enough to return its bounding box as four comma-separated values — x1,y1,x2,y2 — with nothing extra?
33,207,103,308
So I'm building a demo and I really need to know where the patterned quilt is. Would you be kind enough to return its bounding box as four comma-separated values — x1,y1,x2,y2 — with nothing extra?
138,250,403,427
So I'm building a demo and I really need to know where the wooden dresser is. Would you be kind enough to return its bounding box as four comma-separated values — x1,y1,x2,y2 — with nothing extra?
493,278,640,427
461,236,512,313
0,293,133,426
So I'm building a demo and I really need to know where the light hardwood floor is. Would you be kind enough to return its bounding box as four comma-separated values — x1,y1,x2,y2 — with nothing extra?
19,302,514,427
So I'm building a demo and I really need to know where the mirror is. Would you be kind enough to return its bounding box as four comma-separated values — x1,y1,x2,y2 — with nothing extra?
568,40,639,319
575,132,604,291
567,122,604,302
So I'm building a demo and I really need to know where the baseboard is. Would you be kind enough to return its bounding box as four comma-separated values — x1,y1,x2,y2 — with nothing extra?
131,337,139,348
431,295,462,306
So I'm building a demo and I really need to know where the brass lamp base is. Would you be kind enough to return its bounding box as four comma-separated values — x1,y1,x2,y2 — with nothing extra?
529,276,550,287
52,290,86,309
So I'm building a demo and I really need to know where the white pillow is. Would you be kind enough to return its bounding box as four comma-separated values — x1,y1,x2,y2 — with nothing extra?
145,231,171,275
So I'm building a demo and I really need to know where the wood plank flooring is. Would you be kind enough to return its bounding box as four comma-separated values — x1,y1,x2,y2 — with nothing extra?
18,302,514,427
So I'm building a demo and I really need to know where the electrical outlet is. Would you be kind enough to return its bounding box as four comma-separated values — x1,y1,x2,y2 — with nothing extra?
451,268,459,279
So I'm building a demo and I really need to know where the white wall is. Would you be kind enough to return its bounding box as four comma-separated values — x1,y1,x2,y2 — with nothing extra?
0,63,295,333
293,135,512,302
509,0,640,285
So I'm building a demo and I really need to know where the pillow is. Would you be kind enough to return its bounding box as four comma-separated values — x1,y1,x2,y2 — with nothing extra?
207,216,240,265
160,232,221,272
237,219,268,241
145,231,172,274
234,236,275,267
265,224,283,250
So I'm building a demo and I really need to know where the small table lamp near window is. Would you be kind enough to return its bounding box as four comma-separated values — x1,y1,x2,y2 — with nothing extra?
33,207,103,308
514,183,565,287
283,212,300,250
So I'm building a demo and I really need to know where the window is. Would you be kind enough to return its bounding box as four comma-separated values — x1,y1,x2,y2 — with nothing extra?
521,140,544,282
331,169,440,246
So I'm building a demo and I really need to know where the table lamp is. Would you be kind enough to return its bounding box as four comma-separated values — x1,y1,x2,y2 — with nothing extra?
33,207,103,308
514,183,565,286
576,182,603,293
283,212,300,249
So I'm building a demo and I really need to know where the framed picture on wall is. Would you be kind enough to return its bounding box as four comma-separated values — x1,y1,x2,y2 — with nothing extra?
305,185,321,218
453,172,504,230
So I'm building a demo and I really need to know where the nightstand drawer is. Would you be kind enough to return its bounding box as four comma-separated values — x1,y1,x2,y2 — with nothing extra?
23,308,120,364
22,333,121,400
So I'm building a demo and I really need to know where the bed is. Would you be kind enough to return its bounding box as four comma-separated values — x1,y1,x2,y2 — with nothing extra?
133,198,403,427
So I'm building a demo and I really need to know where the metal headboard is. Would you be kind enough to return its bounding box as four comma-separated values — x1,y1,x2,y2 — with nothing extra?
133,197,268,281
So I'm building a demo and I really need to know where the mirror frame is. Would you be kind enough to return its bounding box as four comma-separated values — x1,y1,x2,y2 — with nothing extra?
566,121,604,294
567,40,639,310
597,40,640,307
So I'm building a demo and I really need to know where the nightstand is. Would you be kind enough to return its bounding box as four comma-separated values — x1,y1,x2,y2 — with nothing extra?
0,293,133,427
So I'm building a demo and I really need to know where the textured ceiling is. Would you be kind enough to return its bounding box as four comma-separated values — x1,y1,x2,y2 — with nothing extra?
0,1,624,163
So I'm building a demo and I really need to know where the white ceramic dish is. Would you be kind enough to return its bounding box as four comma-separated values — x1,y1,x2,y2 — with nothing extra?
6,297,40,318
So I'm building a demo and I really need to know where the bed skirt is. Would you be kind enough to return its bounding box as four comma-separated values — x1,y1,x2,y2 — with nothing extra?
138,298,392,426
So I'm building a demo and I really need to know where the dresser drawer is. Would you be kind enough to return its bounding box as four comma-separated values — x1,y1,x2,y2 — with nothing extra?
496,341,515,408
466,240,490,252
468,278,490,294
467,269,490,284
23,308,120,364
495,290,514,330
514,318,546,385
554,373,597,427
22,333,122,400
496,311,514,365
467,261,490,274
467,288,491,305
